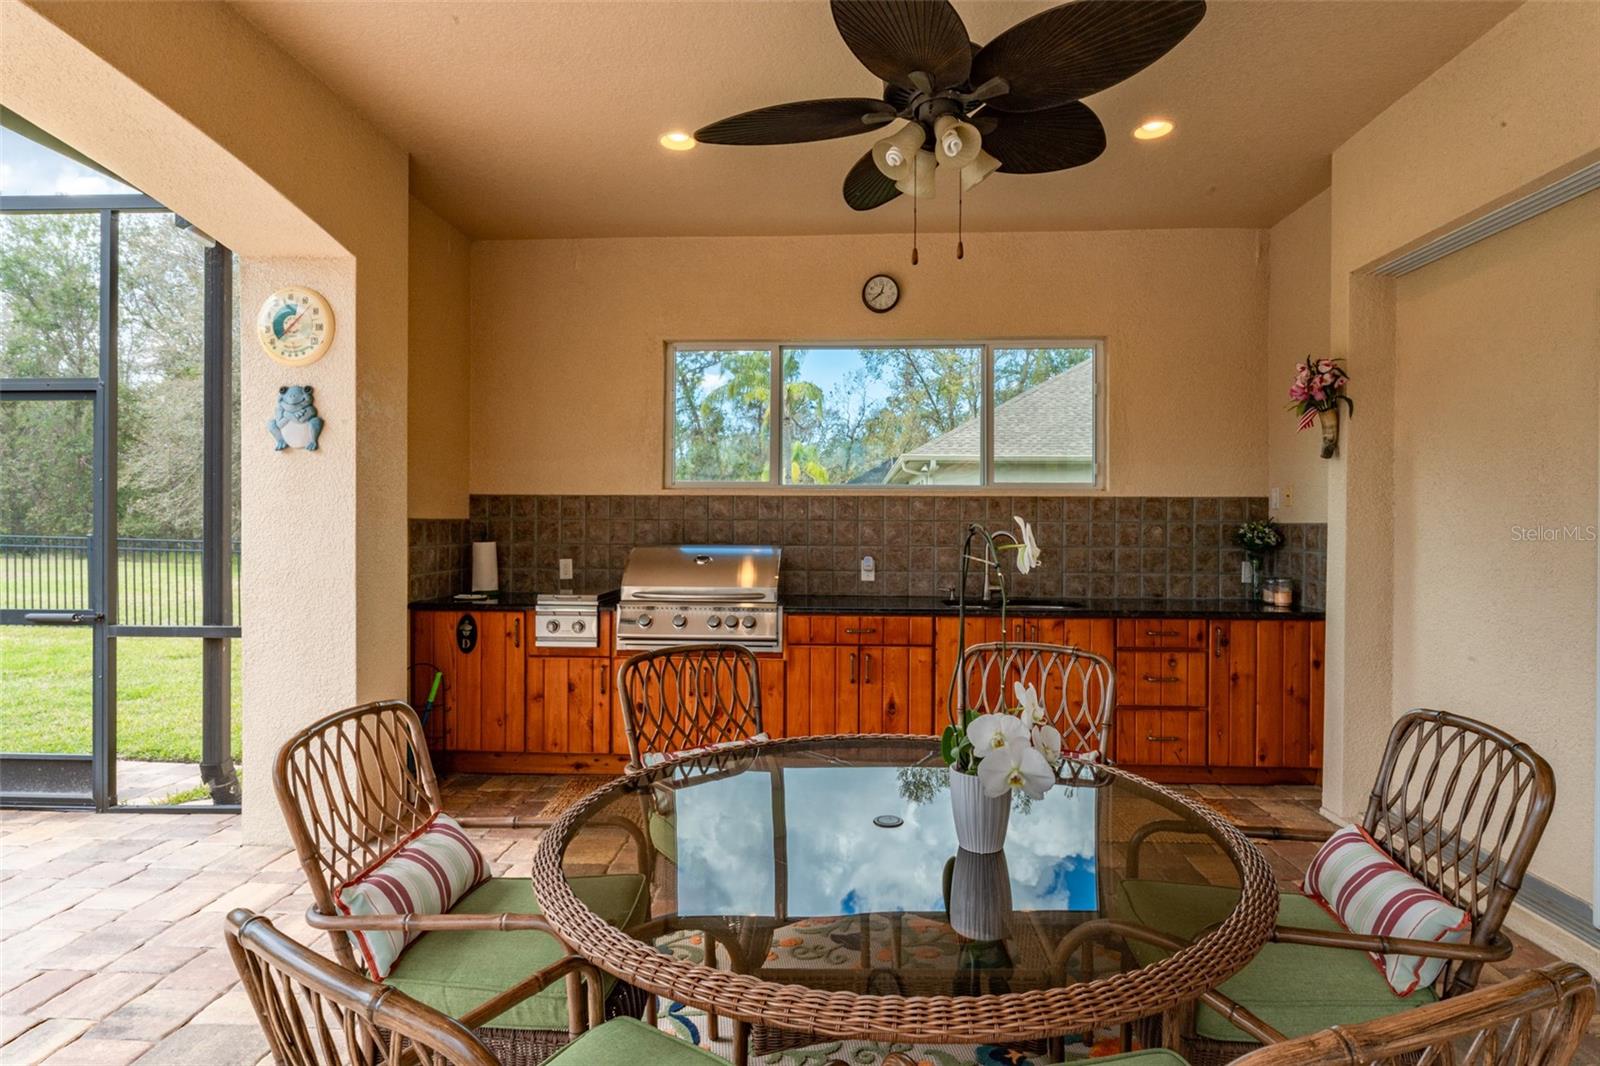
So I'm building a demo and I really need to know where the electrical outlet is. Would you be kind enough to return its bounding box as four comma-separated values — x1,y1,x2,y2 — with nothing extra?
558,558,573,581
860,554,876,583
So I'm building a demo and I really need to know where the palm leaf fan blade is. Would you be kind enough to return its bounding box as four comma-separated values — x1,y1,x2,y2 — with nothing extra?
972,0,1206,113
830,0,973,91
981,101,1107,174
695,99,897,145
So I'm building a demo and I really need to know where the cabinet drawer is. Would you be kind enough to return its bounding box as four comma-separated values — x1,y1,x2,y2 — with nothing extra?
1116,709,1207,766
1116,619,1206,651
1117,650,1207,707
786,614,933,646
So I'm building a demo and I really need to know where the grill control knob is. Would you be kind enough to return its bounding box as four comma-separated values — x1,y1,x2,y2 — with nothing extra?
572,619,586,634
671,615,687,629
545,620,560,634
723,614,739,629
634,615,652,629
741,616,757,629
706,616,722,629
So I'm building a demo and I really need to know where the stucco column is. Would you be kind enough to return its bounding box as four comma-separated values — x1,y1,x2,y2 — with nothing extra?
1321,271,1397,819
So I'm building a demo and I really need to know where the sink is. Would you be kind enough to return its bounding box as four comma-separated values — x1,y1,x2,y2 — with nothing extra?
940,596,1086,612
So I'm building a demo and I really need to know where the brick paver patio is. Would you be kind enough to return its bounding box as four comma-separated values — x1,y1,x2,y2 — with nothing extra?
1,779,1594,1064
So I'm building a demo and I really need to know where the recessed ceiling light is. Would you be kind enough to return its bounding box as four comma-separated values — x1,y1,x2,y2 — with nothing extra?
1133,118,1175,141
659,131,696,151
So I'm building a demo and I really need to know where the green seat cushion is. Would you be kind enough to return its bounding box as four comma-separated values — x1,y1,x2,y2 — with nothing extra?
1048,1051,1188,1065
1114,880,1435,1043
385,874,647,1032
544,1017,726,1064
648,810,677,866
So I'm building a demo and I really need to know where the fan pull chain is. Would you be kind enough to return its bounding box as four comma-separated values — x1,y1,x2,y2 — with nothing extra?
957,182,965,261
911,189,919,266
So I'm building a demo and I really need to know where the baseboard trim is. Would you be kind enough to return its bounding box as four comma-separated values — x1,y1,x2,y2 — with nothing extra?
1515,873,1600,949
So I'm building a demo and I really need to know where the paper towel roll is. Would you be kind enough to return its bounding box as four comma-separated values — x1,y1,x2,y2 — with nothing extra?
470,541,499,593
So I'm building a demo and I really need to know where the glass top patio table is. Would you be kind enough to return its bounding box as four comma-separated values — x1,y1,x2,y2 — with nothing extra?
530,736,1278,1045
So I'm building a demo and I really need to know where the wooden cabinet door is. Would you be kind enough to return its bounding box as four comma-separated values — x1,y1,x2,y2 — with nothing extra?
1207,620,1325,769
835,646,863,733
409,610,523,753
852,640,934,736
526,657,610,755
784,645,840,736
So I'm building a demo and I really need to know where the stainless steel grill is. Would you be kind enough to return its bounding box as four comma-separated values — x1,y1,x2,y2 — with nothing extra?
616,545,781,652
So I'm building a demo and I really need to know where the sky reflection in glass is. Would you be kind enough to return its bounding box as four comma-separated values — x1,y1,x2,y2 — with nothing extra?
671,765,1097,919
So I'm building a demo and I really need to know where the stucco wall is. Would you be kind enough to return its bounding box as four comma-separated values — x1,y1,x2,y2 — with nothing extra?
1392,190,1600,901
3,0,411,840
1265,190,1331,524
1322,0,1600,822
469,229,1269,497
409,197,471,520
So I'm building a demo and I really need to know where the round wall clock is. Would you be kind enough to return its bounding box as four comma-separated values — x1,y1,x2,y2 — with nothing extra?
862,273,899,314
256,286,335,367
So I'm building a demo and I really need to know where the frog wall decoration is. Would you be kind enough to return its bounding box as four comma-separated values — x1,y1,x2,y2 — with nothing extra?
267,384,324,451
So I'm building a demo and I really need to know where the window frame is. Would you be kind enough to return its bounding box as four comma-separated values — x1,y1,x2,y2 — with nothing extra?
664,338,1106,492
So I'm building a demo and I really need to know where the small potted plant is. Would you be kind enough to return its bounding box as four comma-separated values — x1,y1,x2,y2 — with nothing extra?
1235,518,1283,601
1288,356,1354,458
941,518,1061,853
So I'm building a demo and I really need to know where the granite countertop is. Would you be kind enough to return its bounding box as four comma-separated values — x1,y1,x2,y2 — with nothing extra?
410,592,1321,621
778,595,1322,621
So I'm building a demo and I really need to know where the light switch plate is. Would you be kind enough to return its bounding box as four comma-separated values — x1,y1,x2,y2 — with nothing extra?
558,558,573,580
1269,487,1282,510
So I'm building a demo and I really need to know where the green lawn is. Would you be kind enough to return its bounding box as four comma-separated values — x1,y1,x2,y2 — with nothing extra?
0,627,242,762
1,550,243,763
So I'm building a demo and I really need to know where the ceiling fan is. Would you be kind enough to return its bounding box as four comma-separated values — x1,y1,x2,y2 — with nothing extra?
695,0,1206,235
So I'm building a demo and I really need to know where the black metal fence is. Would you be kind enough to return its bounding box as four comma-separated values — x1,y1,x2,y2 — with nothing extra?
0,535,241,626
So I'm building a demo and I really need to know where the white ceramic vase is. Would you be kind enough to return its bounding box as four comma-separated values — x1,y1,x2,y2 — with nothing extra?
949,767,1009,854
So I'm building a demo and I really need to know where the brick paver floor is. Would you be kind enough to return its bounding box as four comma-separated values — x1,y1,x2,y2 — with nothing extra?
2,778,1595,1064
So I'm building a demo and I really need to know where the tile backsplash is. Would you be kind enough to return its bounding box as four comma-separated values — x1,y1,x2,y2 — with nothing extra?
412,495,1328,610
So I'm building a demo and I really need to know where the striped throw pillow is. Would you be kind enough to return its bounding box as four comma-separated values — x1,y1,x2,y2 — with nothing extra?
1303,824,1473,996
335,812,489,979
641,732,769,767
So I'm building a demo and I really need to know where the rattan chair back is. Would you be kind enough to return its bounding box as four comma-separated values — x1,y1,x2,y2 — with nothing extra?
950,641,1115,760
1361,709,1555,995
1233,962,1593,1066
273,700,441,971
226,908,498,1066
616,644,764,769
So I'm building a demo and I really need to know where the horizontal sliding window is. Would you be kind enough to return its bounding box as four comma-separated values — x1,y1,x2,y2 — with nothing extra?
667,340,1102,489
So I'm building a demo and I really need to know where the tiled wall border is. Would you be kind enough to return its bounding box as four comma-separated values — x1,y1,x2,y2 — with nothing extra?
411,496,1327,610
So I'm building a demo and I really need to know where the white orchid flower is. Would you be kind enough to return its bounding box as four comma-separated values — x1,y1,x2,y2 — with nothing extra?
1013,681,1047,727
1013,516,1041,574
977,737,1055,800
1032,723,1063,770
966,711,1029,759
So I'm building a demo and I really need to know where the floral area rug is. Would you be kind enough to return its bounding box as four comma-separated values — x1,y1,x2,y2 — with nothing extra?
653,928,1131,1064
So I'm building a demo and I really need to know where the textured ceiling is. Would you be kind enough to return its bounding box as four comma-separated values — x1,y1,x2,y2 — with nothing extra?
232,0,1516,239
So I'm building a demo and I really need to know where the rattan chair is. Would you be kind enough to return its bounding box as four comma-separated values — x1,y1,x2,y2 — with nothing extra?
1118,709,1555,1064
1035,962,1594,1066
949,640,1116,762
616,643,765,771
272,700,649,1065
225,909,729,1066
615,643,767,1052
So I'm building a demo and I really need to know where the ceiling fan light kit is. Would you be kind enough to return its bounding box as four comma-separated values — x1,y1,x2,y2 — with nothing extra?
695,0,1206,259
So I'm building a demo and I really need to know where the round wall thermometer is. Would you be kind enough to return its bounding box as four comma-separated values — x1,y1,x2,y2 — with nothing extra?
256,286,335,367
